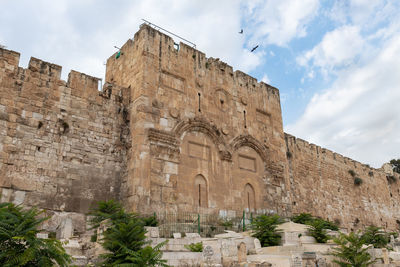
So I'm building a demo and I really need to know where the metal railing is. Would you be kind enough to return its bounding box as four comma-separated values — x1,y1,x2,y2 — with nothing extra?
144,211,255,238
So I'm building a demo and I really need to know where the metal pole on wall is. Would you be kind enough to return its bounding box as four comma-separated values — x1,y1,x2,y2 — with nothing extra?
198,214,201,235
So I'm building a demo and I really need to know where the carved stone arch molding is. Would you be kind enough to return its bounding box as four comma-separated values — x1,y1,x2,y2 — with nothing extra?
230,134,269,172
173,117,232,161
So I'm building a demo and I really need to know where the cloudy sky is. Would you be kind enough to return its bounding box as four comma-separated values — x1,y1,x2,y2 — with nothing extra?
1,0,399,168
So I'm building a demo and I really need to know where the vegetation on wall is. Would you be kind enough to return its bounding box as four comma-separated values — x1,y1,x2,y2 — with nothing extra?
361,226,397,249
88,200,169,267
0,202,71,267
354,177,363,186
251,214,283,247
348,170,356,177
390,159,400,174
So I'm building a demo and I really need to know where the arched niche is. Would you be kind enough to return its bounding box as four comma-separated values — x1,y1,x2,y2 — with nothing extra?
176,130,221,212
244,183,256,211
231,144,265,213
195,174,208,208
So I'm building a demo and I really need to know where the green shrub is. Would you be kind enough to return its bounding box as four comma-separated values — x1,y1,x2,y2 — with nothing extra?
390,159,400,174
251,214,283,247
142,214,159,227
308,219,330,243
354,177,363,186
0,202,71,267
219,219,233,229
184,242,203,252
330,231,376,267
90,234,97,242
292,213,339,231
291,213,314,225
348,170,356,177
88,200,169,267
361,226,392,248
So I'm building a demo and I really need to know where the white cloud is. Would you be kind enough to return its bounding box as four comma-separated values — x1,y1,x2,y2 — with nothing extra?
287,33,400,167
261,74,270,84
297,26,364,75
243,0,320,46
0,0,266,80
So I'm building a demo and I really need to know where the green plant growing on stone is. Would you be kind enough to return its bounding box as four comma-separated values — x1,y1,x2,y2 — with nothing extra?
292,213,339,231
184,242,203,252
291,213,314,225
142,214,159,227
361,226,393,248
307,219,330,243
390,159,400,174
88,200,169,267
251,214,283,247
219,219,233,230
330,231,376,267
354,177,363,186
348,169,356,177
0,202,71,267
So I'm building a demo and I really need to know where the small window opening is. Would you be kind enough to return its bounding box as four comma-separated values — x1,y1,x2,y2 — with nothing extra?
198,92,201,112
243,110,247,128
38,121,43,129
198,184,201,207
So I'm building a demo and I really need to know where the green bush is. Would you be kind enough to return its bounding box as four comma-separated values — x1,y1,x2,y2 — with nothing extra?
361,226,393,248
308,219,330,243
291,213,314,225
184,242,203,252
88,200,169,267
330,231,376,267
142,215,159,227
354,177,363,185
251,214,283,247
0,202,71,267
292,213,339,231
348,170,356,177
219,219,233,230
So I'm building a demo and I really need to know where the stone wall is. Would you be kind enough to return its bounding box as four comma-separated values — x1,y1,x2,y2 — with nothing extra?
0,48,130,220
285,133,400,230
105,24,291,216
1,24,399,232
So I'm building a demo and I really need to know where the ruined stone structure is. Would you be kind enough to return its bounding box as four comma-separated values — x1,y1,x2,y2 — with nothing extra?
1,24,399,232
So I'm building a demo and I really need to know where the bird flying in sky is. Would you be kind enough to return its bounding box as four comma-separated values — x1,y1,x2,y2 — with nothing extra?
251,45,259,52
239,29,243,34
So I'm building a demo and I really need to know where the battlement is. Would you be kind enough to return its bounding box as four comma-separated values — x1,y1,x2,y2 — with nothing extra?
0,47,20,73
105,24,280,101
285,133,376,171
28,57,62,80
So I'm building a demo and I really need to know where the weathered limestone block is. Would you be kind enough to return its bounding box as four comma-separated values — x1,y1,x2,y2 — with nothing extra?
57,218,74,239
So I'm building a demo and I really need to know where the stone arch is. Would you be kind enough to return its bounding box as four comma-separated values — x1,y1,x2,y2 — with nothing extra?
173,117,232,161
194,174,208,208
244,183,256,211
230,135,269,171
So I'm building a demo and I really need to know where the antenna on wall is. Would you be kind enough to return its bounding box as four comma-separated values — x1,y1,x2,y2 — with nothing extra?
141,19,196,49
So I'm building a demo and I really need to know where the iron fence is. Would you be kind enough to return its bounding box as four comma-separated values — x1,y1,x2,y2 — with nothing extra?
143,211,255,238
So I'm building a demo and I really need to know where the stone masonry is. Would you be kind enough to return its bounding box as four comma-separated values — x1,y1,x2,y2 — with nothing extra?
0,24,399,231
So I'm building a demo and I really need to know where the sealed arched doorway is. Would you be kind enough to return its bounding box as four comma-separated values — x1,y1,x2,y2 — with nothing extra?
244,183,255,211
195,175,208,208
